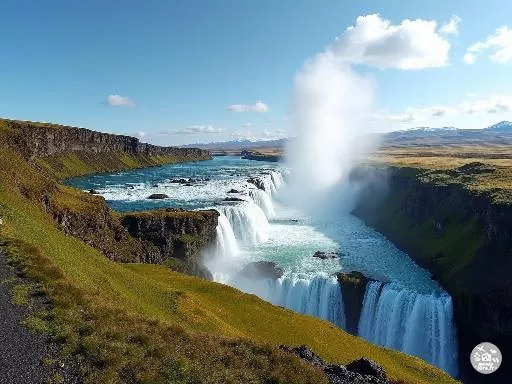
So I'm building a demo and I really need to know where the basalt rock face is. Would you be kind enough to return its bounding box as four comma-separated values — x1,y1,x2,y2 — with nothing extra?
336,272,369,335
352,166,512,380
279,345,390,384
4,119,210,162
121,209,219,279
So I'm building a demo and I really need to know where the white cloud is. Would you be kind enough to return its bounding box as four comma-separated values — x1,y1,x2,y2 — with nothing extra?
330,14,452,69
385,113,418,123
242,122,252,127
231,129,287,141
463,52,476,64
136,131,147,138
465,26,512,64
106,94,135,107
440,15,461,35
226,101,269,113
459,95,512,114
159,125,225,135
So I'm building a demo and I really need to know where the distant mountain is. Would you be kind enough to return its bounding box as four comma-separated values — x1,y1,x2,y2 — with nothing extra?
382,121,512,146
182,138,288,152
486,121,512,132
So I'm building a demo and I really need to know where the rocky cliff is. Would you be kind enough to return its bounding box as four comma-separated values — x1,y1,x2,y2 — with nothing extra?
1,119,211,178
0,118,217,279
352,165,512,381
121,209,219,279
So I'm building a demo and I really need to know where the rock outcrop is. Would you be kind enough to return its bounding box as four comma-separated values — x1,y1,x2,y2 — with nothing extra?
121,209,219,279
4,119,210,161
336,272,369,335
1,119,211,180
247,177,266,191
313,251,341,259
279,345,390,384
352,165,512,381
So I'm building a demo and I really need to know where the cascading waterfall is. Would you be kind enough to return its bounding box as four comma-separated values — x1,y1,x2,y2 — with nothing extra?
249,189,275,219
208,166,458,376
270,171,284,190
216,202,270,244
231,274,346,329
214,213,240,259
358,281,458,376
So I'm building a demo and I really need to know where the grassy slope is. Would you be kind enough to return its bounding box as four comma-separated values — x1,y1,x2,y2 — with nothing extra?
0,122,458,383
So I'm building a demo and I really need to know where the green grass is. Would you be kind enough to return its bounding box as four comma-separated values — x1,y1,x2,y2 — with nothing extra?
10,283,31,305
0,121,460,384
375,145,512,204
0,189,457,383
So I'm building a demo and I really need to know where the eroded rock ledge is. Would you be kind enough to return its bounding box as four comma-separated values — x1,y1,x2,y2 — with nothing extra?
121,209,219,279
279,345,390,384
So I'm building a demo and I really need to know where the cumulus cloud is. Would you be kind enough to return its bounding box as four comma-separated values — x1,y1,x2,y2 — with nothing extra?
330,14,452,69
465,26,512,64
440,15,461,35
226,101,269,113
159,125,225,135
106,94,135,107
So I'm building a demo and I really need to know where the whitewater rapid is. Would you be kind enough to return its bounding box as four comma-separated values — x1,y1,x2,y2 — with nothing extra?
67,157,458,377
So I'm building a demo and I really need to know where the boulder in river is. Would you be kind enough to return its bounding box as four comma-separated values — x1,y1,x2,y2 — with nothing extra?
88,189,99,195
227,189,241,193
223,197,246,202
247,177,265,191
313,251,341,260
238,261,283,280
147,193,170,200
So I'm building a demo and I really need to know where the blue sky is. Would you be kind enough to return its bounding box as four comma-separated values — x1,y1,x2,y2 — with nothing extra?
1,0,512,145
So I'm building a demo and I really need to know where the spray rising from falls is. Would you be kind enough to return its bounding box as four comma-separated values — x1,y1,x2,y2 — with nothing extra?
358,281,458,376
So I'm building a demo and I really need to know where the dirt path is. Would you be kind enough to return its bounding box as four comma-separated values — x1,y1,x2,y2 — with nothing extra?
0,250,83,384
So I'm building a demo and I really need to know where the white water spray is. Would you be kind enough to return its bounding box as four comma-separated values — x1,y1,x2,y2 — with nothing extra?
284,49,377,213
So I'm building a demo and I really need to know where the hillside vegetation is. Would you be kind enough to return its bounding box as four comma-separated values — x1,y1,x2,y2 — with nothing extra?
0,119,458,383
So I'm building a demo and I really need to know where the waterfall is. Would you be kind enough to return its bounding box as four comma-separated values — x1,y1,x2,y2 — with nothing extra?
215,213,240,259
231,274,346,329
216,202,270,244
270,171,284,190
358,281,458,376
249,189,275,219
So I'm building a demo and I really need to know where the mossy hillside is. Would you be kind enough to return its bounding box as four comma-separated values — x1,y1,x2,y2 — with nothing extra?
0,186,458,384
353,173,485,294
0,118,211,180
0,126,458,383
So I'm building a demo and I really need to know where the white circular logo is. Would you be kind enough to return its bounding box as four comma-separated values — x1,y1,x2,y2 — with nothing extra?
470,342,502,374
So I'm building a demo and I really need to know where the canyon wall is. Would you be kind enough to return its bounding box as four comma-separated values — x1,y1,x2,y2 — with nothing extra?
352,165,512,381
